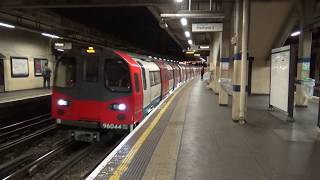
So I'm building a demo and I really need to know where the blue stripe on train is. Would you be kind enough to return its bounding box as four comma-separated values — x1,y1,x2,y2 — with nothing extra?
143,96,161,118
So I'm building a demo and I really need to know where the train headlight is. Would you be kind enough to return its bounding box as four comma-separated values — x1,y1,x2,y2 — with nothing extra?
111,103,126,111
57,99,69,106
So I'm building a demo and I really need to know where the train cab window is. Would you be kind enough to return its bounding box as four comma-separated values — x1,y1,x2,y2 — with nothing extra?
82,58,99,82
55,57,76,88
105,57,131,92
150,72,155,86
134,73,140,92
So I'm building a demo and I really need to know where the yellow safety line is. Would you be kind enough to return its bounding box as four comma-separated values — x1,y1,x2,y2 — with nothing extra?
109,85,185,180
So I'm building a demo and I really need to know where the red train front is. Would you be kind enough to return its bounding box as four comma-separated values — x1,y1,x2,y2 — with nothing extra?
52,46,143,141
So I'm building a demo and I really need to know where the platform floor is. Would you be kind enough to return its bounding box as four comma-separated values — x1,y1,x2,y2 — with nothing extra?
89,79,320,180
0,88,51,104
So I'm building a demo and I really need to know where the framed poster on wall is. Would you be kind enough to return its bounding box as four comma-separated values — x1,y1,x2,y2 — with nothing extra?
34,58,48,76
10,57,29,78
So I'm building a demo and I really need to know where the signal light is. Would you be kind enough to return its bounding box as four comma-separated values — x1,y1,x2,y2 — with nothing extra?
86,46,95,53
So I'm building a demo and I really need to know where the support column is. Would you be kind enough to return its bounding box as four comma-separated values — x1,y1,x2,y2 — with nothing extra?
219,22,231,105
207,41,215,90
295,0,315,106
295,23,312,107
208,33,221,93
239,0,249,124
232,0,242,121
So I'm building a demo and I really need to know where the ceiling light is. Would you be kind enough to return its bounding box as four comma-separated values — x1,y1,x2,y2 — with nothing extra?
185,31,191,38
200,46,210,49
176,0,183,2
165,23,168,28
180,18,188,26
188,40,192,45
0,22,15,28
41,32,61,39
290,31,300,37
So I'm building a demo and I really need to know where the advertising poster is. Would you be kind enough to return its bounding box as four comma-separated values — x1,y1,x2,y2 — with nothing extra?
34,58,48,76
11,57,29,77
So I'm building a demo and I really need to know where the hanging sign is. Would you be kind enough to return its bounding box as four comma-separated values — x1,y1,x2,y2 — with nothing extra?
54,42,72,50
192,23,223,32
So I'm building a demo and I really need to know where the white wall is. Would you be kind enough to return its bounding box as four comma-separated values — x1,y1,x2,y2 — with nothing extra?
249,1,293,94
0,28,54,91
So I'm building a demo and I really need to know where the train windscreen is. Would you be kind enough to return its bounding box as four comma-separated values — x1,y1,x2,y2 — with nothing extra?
55,57,76,88
104,57,131,92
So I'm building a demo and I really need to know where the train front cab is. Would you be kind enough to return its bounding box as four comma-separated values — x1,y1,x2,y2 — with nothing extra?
52,47,143,141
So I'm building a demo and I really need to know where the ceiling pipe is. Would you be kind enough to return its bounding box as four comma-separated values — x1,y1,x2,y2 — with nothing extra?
160,12,224,19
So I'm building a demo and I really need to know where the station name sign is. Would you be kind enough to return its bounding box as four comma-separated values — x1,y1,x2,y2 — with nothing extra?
54,42,72,50
192,23,223,32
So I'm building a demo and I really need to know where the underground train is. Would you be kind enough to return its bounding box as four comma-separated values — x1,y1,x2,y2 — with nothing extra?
52,45,200,141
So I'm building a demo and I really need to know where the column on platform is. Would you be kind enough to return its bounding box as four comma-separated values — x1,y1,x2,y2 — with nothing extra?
295,0,316,107
218,22,231,105
232,0,242,121
208,41,215,90
239,0,250,123
208,33,221,93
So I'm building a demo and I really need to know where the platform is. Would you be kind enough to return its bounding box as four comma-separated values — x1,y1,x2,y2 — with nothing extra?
87,79,320,180
0,88,51,104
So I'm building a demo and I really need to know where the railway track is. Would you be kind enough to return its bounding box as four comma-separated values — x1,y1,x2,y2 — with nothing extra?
0,114,56,153
1,133,125,180
1,139,75,180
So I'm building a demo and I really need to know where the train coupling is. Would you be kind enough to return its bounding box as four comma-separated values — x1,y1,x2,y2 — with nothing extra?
69,130,100,142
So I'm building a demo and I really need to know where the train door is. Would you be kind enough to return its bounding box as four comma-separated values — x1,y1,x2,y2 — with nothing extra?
0,59,4,93
136,61,151,114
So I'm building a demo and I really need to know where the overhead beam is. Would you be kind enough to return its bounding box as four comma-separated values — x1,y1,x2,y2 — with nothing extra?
0,0,171,9
147,6,186,49
160,11,225,19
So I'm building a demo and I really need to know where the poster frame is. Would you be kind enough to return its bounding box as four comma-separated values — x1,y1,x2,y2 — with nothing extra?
268,45,296,122
10,56,29,78
34,58,48,77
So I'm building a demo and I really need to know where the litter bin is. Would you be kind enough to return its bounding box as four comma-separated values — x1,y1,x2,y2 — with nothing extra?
301,78,315,98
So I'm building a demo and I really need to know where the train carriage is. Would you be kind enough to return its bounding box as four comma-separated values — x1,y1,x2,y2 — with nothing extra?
133,56,161,117
52,45,197,142
166,63,174,93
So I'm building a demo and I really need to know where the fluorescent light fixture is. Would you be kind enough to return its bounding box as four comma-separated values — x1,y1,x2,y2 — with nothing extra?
57,49,64,52
290,31,300,37
200,46,210,49
41,32,61,39
176,0,183,2
188,39,193,45
185,31,191,38
0,22,15,28
180,18,188,26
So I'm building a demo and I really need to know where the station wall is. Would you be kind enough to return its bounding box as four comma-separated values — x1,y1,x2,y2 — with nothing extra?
249,1,293,94
0,28,54,91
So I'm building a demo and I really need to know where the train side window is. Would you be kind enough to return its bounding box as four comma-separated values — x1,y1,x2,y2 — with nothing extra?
105,57,131,92
83,58,99,82
154,71,161,85
134,73,140,92
55,57,76,88
150,72,155,86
